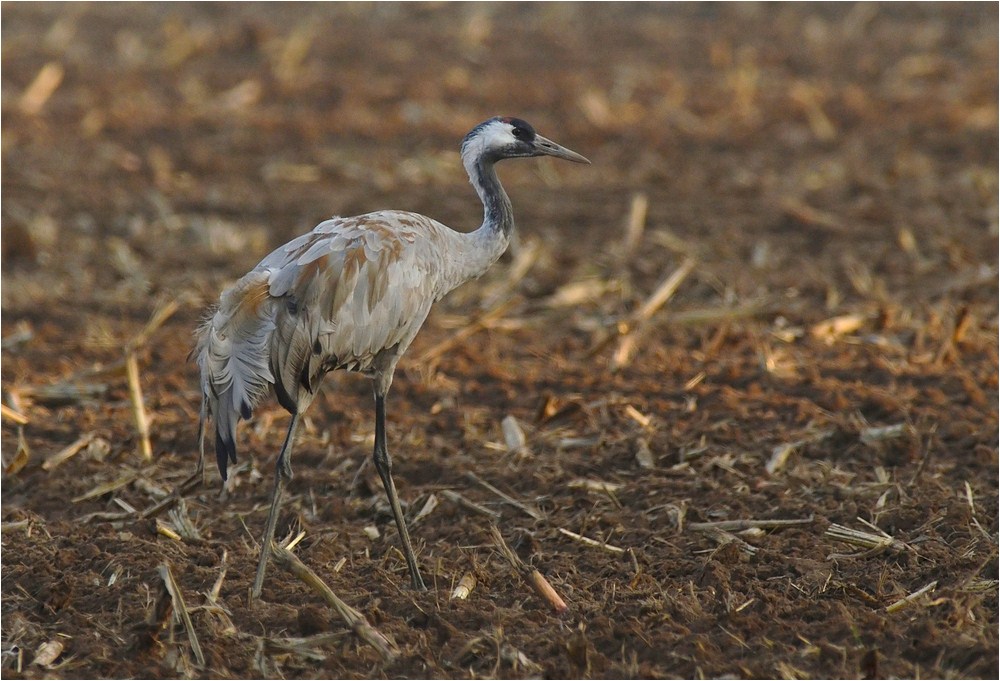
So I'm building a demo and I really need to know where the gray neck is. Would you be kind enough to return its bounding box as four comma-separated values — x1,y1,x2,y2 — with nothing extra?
433,146,515,292
467,154,514,242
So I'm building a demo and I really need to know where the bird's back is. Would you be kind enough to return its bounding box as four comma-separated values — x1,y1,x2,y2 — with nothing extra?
196,210,467,478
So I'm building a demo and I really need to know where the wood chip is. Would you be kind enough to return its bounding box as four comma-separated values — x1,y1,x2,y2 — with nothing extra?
697,527,758,556
557,436,600,449
789,81,837,141
825,522,908,559
1,403,29,425
558,527,626,554
567,478,625,494
781,197,846,232
545,279,611,308
451,573,477,600
275,23,319,83
501,415,529,456
886,581,938,613
859,423,909,445
137,472,205,520
624,404,651,428
31,640,64,668
5,427,30,476
441,489,501,519
611,258,696,371
283,530,306,552
411,493,439,525
125,351,153,461
167,498,202,540
632,257,697,324
810,313,868,341
500,642,543,673
270,543,398,661
18,381,108,406
156,520,183,542
490,525,568,614
765,429,835,475
1,520,31,532
465,471,543,520
528,569,568,614
766,442,797,475
209,550,228,603
19,61,64,115
621,192,649,257
158,563,205,666
263,633,344,662
634,438,655,468
686,516,814,532
42,433,96,471
126,297,183,353
1,320,33,351
71,470,142,503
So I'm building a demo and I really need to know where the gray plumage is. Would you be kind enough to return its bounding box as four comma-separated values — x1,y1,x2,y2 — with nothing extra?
196,211,488,477
194,116,589,597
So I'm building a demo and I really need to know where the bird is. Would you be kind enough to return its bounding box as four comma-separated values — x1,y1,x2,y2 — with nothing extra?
194,116,589,599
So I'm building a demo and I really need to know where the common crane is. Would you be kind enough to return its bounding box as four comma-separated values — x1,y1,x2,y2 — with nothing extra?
195,116,589,599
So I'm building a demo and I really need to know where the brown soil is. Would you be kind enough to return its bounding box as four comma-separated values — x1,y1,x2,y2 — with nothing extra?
2,3,997,679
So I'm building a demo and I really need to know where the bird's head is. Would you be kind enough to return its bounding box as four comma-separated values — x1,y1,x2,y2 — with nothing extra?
461,116,590,166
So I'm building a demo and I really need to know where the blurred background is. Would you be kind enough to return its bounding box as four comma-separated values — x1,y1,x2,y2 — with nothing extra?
4,3,995,316
1,3,997,678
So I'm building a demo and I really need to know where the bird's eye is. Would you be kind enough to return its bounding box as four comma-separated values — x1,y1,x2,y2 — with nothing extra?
512,127,527,139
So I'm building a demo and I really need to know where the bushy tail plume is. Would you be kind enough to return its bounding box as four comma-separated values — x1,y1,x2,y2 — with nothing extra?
195,271,276,480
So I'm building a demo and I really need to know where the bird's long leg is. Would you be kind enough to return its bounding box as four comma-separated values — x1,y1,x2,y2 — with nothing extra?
195,400,208,487
252,412,301,601
373,391,427,591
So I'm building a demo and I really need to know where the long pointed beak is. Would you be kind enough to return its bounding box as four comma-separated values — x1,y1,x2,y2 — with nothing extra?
533,134,591,164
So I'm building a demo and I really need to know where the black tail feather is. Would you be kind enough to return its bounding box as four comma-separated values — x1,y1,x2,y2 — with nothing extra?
214,399,240,481
215,430,237,481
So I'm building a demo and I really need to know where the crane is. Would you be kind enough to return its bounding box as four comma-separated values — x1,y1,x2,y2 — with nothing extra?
194,116,589,599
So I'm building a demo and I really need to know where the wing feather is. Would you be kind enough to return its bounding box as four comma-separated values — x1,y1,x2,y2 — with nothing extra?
197,211,452,479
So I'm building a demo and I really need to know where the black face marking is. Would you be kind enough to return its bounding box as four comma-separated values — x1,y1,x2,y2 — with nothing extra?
504,116,536,142
462,116,538,159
